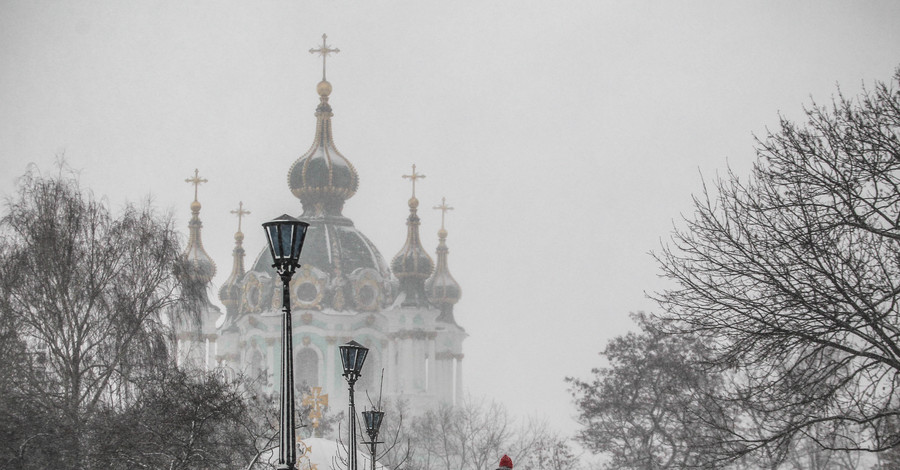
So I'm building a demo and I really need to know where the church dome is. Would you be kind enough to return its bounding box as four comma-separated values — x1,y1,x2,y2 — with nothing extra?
288,80,359,218
183,170,216,285
426,226,461,308
248,218,392,312
218,227,246,312
391,197,435,280
240,75,392,314
391,169,435,308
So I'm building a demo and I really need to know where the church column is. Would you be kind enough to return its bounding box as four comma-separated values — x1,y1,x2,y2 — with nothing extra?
454,355,464,405
386,337,397,394
402,334,414,392
412,335,422,391
326,336,337,392
427,335,436,393
439,357,451,402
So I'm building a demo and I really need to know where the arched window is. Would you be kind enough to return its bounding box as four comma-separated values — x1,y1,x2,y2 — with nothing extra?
295,347,319,390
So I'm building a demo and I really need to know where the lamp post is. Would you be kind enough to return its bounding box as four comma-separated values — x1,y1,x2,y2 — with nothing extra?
339,340,369,470
263,214,310,470
362,409,385,470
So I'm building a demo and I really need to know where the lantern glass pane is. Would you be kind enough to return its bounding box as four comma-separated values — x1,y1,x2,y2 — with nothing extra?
267,225,282,259
340,346,355,374
374,411,384,431
280,226,292,260
354,348,368,373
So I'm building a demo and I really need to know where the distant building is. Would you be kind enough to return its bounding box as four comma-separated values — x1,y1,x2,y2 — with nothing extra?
174,60,466,415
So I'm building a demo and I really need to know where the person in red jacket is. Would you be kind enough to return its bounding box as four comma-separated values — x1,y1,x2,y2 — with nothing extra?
497,454,513,470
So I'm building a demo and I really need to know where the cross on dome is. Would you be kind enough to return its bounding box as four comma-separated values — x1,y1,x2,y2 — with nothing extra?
230,201,250,233
309,33,340,81
185,168,207,202
402,164,426,198
433,197,454,230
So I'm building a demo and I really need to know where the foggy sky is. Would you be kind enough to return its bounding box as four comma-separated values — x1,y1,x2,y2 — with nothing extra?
1,0,899,438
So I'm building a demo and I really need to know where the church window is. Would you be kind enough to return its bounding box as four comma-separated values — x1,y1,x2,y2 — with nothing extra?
295,347,319,390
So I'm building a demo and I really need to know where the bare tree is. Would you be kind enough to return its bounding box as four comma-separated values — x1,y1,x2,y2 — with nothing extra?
88,366,256,469
0,164,205,468
653,68,900,460
568,313,731,469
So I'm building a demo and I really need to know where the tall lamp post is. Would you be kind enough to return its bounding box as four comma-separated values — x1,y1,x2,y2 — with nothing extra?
339,340,369,470
362,409,385,470
263,214,310,470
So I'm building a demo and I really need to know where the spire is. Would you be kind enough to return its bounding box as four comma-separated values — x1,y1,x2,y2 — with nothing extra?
288,34,359,219
219,201,249,313
391,164,435,307
426,197,461,323
183,169,217,285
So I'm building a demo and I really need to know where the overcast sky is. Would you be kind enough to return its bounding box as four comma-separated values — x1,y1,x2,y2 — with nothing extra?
2,1,899,439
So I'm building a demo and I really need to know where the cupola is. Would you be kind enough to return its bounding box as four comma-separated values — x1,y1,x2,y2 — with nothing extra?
183,169,216,285
391,164,434,307
425,197,461,323
218,201,249,313
287,34,359,219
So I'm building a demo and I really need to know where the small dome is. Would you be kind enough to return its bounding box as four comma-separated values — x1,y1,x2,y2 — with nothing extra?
218,230,246,313
218,274,240,309
391,242,434,279
391,201,434,280
426,238,461,306
185,246,216,284
390,192,434,308
426,197,460,321
183,209,216,285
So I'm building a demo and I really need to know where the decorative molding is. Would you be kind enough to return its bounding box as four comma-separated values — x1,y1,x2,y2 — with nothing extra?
389,328,432,340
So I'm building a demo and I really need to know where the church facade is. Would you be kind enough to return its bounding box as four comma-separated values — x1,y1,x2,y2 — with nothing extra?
174,45,466,415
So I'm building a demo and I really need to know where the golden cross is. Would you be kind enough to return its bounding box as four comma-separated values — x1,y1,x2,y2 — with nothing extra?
309,33,340,81
402,164,426,198
433,197,454,230
230,201,250,233
301,387,329,429
185,168,207,202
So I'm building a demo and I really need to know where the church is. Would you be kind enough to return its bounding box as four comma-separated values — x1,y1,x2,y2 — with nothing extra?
174,35,466,416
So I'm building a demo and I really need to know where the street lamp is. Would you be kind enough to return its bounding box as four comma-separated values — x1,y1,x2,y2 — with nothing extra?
263,214,310,470
362,409,385,470
339,340,369,470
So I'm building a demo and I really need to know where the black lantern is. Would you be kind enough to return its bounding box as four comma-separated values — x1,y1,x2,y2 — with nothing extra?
262,214,309,470
339,340,369,383
263,214,309,275
362,409,385,470
362,409,384,439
